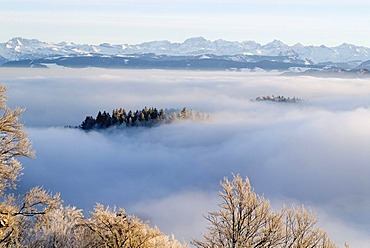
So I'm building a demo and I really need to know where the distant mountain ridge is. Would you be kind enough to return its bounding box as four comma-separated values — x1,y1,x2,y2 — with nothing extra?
1,37,370,65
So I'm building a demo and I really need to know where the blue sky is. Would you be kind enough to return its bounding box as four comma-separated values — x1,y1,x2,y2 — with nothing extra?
1,0,370,46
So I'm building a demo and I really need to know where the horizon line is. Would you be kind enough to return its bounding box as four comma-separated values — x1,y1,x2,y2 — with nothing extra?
1,36,363,49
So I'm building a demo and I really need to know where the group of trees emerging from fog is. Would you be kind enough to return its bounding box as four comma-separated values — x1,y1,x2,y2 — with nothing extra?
253,95,302,103
0,86,348,247
80,107,210,130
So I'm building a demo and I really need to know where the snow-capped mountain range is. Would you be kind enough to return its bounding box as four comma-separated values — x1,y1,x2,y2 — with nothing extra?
1,37,370,65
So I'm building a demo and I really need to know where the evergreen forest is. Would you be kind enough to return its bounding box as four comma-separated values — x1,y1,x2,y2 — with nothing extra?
80,107,210,130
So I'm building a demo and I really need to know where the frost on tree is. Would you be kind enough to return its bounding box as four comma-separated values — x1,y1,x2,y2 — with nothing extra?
0,85,60,246
0,86,34,194
192,175,341,248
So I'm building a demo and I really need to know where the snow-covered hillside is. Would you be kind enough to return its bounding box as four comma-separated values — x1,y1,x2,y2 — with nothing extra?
1,37,370,64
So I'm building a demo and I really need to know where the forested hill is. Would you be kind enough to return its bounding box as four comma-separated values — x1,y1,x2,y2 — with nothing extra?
80,107,210,130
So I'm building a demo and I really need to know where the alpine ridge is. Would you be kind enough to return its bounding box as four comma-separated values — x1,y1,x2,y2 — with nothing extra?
1,37,370,65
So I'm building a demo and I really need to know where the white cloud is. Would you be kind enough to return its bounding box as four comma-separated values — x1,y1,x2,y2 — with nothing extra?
129,191,220,243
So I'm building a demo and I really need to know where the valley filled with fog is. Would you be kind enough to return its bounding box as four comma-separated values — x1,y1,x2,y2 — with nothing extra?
1,67,370,246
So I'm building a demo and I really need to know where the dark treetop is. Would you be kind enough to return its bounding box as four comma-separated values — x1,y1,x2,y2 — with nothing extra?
80,107,210,130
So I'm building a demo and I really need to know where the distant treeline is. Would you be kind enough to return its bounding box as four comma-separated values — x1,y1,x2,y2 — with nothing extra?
253,95,302,103
80,107,210,130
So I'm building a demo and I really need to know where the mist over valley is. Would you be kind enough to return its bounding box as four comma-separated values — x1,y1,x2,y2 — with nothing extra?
1,68,370,245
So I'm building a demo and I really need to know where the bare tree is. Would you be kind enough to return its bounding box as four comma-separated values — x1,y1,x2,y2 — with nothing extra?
19,202,186,248
0,85,61,246
192,175,284,248
193,175,339,248
83,203,186,248
282,205,335,248
0,86,34,195
23,205,89,248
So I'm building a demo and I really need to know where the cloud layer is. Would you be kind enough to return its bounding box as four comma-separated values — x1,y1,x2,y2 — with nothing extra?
2,68,370,245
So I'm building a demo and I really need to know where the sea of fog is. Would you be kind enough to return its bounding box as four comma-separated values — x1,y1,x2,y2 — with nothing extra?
1,67,370,246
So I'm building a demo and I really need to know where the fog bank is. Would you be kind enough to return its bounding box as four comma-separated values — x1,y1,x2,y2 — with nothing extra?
2,68,370,245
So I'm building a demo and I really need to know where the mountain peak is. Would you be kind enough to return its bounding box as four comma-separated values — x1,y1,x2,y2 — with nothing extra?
1,37,370,64
99,42,113,48
262,40,288,50
184,37,208,43
337,42,355,49
293,42,303,47
7,37,40,44
266,39,286,46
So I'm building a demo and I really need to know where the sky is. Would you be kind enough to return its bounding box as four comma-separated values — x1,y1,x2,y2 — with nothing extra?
2,67,370,246
1,0,370,46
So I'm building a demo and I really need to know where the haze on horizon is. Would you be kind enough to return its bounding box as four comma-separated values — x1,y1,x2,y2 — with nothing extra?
2,0,370,47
